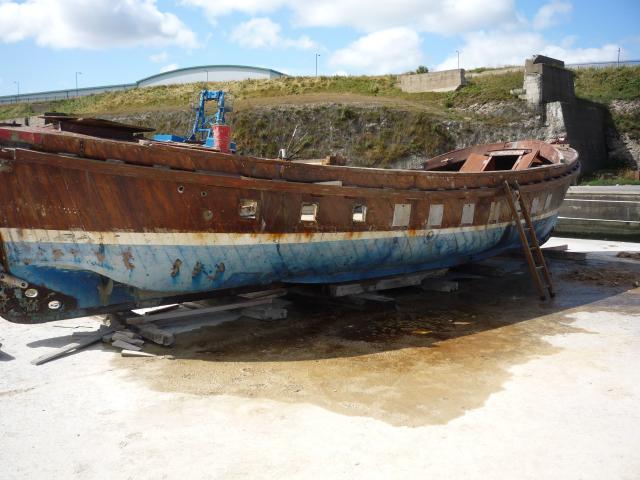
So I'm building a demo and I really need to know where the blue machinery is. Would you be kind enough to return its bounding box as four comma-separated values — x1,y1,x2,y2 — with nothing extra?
153,89,236,152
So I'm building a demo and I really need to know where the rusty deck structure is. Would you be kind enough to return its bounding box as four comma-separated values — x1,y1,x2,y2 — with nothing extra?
0,119,579,323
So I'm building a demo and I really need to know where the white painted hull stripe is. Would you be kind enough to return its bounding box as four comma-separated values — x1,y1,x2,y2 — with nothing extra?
0,210,558,246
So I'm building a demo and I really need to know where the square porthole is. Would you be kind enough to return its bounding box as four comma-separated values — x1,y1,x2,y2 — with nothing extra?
488,201,502,224
239,199,258,219
427,204,444,228
461,203,475,225
300,203,318,222
352,204,367,223
392,204,412,228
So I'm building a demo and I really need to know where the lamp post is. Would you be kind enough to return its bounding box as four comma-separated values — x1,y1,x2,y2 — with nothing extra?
617,47,621,67
13,80,19,102
315,53,320,77
456,50,460,70
75,71,82,97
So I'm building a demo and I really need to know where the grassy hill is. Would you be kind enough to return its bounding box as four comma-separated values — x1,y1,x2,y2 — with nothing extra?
2,67,638,121
1,67,638,174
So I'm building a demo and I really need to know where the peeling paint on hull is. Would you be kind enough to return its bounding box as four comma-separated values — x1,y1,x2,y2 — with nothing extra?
1,215,556,323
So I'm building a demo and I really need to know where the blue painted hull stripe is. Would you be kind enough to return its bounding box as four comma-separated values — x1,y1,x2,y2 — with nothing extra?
4,215,559,312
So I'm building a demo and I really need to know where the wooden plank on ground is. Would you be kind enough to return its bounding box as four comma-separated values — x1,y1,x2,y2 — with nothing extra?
127,297,274,325
241,306,288,320
31,326,113,365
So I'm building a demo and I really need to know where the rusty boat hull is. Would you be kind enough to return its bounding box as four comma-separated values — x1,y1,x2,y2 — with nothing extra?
0,124,579,323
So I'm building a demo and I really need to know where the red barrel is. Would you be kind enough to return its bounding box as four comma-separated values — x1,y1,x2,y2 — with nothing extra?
212,124,231,153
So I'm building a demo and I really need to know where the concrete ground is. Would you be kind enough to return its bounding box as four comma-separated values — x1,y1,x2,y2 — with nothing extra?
1,237,640,479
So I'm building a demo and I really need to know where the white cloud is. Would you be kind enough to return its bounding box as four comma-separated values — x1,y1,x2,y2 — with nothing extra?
181,0,286,24
160,63,179,73
0,0,197,49
533,1,572,30
329,27,422,74
183,0,515,34
230,17,316,50
437,30,619,70
149,51,169,63
292,0,516,35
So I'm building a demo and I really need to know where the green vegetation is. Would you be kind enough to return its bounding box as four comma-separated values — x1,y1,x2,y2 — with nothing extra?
445,71,523,107
2,67,638,122
581,172,640,186
231,105,455,167
612,111,640,140
0,76,407,120
574,66,640,103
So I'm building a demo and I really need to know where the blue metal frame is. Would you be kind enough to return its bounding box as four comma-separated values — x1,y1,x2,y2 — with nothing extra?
153,89,235,152
188,90,226,143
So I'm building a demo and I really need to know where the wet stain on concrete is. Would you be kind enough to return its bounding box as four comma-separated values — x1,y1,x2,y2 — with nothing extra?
117,260,639,427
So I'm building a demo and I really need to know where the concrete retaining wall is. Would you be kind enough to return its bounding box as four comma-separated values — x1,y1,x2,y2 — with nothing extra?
556,186,640,238
399,69,466,93
545,101,607,175
523,56,575,105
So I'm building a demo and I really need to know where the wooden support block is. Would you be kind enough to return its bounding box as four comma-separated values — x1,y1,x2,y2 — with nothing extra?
112,329,140,340
136,324,175,346
241,306,288,320
112,339,142,351
422,279,459,293
329,271,445,297
162,312,241,334
112,331,143,344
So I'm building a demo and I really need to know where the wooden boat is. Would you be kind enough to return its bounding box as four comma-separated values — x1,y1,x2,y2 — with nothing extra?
0,118,579,323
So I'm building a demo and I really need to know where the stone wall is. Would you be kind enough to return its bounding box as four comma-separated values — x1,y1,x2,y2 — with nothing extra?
399,69,466,93
523,55,575,105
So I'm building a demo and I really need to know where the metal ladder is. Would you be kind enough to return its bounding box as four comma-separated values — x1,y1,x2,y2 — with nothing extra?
503,181,555,300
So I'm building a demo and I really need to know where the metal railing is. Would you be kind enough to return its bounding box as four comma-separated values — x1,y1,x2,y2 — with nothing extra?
0,83,134,105
566,60,640,69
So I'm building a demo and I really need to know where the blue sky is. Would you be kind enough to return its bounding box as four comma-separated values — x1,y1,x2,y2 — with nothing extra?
0,0,639,96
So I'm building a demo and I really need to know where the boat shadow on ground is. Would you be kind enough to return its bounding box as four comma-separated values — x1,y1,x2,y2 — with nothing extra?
127,258,640,427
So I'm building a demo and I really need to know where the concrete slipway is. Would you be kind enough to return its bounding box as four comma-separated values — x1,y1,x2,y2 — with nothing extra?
1,238,639,480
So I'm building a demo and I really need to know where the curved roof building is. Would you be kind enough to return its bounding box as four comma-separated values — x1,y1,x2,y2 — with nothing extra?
137,65,286,87
0,65,287,105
